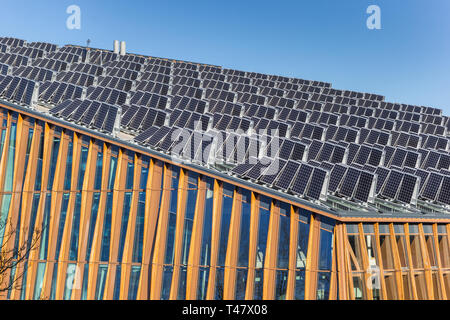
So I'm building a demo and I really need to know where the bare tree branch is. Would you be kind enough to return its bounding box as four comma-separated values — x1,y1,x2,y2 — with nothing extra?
0,216,42,295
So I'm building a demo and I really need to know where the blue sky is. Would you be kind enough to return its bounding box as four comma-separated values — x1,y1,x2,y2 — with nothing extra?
1,0,449,114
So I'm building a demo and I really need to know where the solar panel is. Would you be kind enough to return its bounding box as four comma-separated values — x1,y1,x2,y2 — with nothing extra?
328,164,347,193
367,148,383,167
339,168,361,198
354,171,376,203
259,159,287,185
291,142,307,162
232,162,256,176
134,126,159,143
306,168,328,200
437,176,450,205
397,174,418,204
274,161,301,190
381,170,403,200
290,164,314,196
245,158,272,180
147,126,172,147
307,140,323,161
354,145,371,165
421,173,444,201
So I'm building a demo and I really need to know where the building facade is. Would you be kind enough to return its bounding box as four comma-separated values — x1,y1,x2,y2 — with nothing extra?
0,102,448,300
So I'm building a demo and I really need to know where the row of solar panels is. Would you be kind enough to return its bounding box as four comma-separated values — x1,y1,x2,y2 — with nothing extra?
49,99,119,134
129,119,449,207
1,38,341,94
2,45,447,141
0,75,37,106
0,38,444,125
231,155,450,207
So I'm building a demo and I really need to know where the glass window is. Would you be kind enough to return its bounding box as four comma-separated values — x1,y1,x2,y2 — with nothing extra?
161,266,173,300
128,266,141,300
39,194,52,260
316,272,331,300
34,129,44,191
7,265,16,300
409,224,419,234
81,264,89,300
108,156,117,190
49,263,58,300
100,192,114,262
294,270,305,300
410,235,424,268
117,192,132,263
132,192,146,263
279,202,290,217
113,265,121,300
259,195,271,210
3,122,16,192
177,266,187,300
277,213,290,269
21,128,34,187
275,270,288,300
237,189,251,267
253,269,264,300
423,224,433,234
394,224,404,234
77,146,89,190
256,200,270,269
0,194,12,246
63,141,73,190
26,194,40,255
218,186,233,267
378,223,390,234
180,174,198,265
55,193,70,260
318,229,333,271
199,177,214,266
125,161,134,190
63,264,77,300
95,264,108,300
320,217,335,232
197,267,209,300
380,234,395,270
94,150,103,190
85,192,100,261
20,263,28,300
164,211,177,265
297,220,309,269
0,127,6,162
214,267,225,300
47,136,61,190
33,262,46,300
68,193,82,261
235,269,248,300
140,165,148,190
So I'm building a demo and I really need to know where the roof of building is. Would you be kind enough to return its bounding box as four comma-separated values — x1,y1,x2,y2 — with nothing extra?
0,36,449,219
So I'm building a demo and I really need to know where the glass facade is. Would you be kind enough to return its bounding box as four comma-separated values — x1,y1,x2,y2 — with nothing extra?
0,106,448,300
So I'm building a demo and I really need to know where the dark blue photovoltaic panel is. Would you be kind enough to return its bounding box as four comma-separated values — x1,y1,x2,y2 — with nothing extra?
306,168,327,200
339,168,361,198
274,161,301,190
381,170,404,200
290,164,314,196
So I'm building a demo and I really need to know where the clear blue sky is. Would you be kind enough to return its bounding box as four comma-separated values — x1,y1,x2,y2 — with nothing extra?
1,0,449,114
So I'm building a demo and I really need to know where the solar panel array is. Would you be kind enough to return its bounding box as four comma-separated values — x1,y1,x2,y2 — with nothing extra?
1,36,450,213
